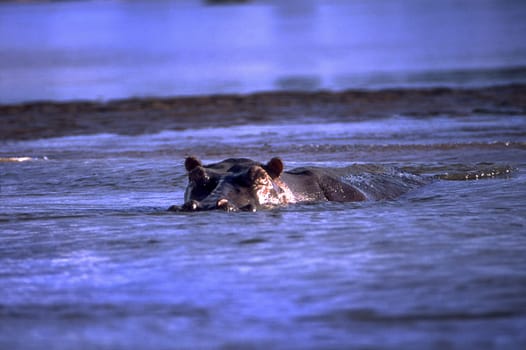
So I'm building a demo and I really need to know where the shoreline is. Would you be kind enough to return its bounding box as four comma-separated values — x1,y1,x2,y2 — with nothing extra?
2,84,526,141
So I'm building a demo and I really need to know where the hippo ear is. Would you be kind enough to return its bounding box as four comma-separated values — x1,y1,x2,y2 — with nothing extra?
265,157,283,178
185,156,202,172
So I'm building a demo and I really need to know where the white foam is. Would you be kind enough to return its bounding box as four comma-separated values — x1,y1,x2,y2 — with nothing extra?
0,156,48,162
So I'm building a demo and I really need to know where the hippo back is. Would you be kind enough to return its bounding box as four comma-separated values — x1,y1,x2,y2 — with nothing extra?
335,164,431,200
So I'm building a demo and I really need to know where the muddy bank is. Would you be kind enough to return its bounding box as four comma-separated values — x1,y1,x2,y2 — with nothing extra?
2,85,526,141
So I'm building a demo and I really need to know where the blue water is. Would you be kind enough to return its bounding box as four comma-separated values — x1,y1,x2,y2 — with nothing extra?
1,0,526,348
1,0,526,103
2,114,526,349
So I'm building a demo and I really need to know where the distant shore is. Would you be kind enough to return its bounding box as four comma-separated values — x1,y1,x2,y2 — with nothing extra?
2,85,525,141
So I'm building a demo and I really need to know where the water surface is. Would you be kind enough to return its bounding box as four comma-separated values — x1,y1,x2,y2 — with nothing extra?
1,0,526,103
1,114,526,349
1,0,526,348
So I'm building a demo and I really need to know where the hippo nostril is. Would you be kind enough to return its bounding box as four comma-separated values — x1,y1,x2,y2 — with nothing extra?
182,200,200,211
217,198,229,210
217,198,238,212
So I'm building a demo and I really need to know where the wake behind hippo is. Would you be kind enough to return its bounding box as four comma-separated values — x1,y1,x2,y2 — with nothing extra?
169,156,436,212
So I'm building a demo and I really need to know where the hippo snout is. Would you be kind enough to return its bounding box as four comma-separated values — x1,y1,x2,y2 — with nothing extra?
216,198,232,211
167,200,201,212
217,199,257,212
183,200,200,211
216,198,241,212
168,199,250,212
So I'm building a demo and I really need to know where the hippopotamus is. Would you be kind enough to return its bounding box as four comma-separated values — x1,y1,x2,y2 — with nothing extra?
169,156,436,212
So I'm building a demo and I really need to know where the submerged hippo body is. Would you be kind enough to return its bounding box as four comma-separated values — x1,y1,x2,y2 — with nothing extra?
171,156,431,212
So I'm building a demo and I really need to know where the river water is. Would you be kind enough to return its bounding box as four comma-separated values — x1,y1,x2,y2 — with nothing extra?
2,113,526,349
1,0,526,103
2,0,526,349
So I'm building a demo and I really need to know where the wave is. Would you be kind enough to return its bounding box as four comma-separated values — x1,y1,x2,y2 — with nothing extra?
297,307,523,324
0,156,48,162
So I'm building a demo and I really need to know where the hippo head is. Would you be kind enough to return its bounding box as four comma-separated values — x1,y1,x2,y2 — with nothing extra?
183,156,263,203
178,157,285,212
183,156,222,203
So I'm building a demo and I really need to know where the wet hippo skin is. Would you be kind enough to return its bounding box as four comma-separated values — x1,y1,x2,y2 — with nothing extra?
170,156,430,212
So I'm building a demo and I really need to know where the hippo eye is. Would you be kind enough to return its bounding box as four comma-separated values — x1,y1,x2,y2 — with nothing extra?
248,166,268,182
189,167,209,184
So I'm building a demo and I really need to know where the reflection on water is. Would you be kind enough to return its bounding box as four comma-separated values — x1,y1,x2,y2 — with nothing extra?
1,0,526,102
